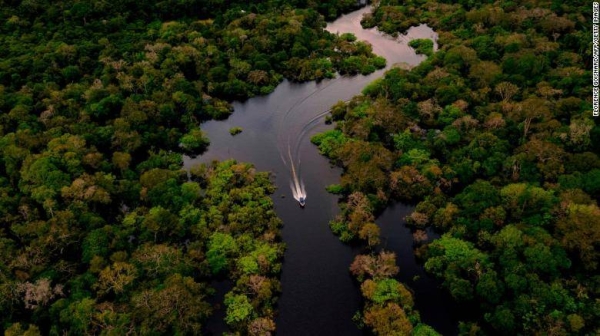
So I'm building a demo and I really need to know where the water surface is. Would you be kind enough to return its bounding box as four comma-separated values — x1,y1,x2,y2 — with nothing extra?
377,203,459,335
186,6,454,335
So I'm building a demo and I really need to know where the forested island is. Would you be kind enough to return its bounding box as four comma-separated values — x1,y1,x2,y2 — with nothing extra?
0,0,598,335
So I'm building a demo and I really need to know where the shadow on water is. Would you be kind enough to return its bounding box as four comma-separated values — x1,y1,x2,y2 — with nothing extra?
203,280,233,335
185,6,458,335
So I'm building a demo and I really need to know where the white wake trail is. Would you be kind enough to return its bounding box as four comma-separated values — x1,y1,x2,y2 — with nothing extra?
288,143,306,202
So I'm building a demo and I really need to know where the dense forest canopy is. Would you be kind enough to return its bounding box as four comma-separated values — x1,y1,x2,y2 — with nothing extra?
314,0,599,335
0,0,385,334
1,0,598,335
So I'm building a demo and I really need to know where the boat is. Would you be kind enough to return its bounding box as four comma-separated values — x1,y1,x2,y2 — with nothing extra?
299,196,306,207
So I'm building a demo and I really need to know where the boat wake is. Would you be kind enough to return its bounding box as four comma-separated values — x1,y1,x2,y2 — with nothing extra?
276,78,345,207
288,144,307,205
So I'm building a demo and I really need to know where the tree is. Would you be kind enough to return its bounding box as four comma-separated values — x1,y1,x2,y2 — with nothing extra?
469,61,501,88
499,183,555,221
508,97,552,140
568,117,594,150
359,223,380,247
4,323,42,336
96,262,137,296
132,243,189,278
248,317,276,336
224,293,254,325
179,129,209,155
350,252,399,282
364,303,413,336
206,232,238,274
516,139,566,180
425,235,489,301
494,81,519,102
112,151,131,171
390,166,432,201
132,274,210,334
337,141,394,193
369,279,412,306
17,278,64,310
60,298,96,334
475,270,504,304
556,203,600,270
454,180,500,218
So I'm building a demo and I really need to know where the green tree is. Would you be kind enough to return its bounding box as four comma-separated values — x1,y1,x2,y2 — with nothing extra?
224,293,254,325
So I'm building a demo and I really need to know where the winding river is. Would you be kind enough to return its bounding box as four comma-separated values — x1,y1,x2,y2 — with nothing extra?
186,6,458,335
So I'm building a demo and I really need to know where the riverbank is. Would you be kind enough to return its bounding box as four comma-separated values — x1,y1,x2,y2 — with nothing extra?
187,5,450,335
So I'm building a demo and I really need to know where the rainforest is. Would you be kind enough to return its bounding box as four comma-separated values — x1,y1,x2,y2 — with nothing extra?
0,0,598,335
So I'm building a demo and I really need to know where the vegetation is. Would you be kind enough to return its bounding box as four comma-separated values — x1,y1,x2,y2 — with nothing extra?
408,39,434,57
350,251,440,336
0,0,382,334
2,0,596,334
317,0,599,334
229,127,243,136
1,156,284,334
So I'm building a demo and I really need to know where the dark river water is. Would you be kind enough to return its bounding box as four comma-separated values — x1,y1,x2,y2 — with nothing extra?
186,6,458,335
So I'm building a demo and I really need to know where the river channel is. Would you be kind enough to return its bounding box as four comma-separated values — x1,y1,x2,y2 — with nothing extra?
186,6,458,335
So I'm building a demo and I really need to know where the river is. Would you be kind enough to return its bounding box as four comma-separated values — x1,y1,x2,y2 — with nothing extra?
186,6,457,335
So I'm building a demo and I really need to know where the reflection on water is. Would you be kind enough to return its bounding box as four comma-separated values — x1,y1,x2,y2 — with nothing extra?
185,6,455,336
325,7,437,67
